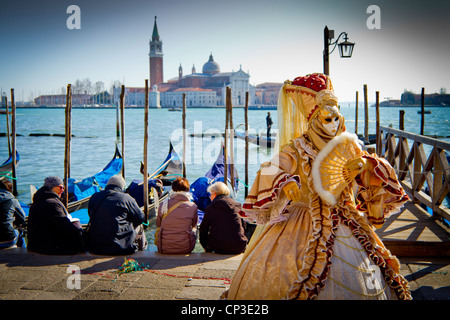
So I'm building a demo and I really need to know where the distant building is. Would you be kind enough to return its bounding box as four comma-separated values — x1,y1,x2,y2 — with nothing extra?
254,83,283,106
164,87,216,107
161,54,252,107
401,91,450,106
112,85,160,108
34,93,92,106
380,91,450,107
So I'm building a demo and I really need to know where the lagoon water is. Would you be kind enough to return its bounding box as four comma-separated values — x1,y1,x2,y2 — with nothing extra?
1,105,449,206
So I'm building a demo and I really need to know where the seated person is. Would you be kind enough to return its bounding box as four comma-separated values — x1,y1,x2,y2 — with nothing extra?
0,179,26,249
155,177,198,254
199,182,247,254
27,176,84,254
87,175,147,255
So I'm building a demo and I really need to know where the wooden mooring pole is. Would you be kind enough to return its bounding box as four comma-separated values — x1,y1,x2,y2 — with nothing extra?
420,87,425,135
120,85,125,179
143,80,149,223
229,91,235,191
5,96,11,156
375,91,381,155
244,91,249,198
399,110,405,131
354,91,359,135
10,89,17,196
364,84,369,144
182,93,187,179
224,87,231,185
64,84,72,208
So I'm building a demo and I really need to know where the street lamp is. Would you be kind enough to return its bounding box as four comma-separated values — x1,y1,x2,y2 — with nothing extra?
323,26,355,76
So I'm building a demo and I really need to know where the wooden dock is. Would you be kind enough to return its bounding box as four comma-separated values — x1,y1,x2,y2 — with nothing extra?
372,125,450,258
376,201,450,257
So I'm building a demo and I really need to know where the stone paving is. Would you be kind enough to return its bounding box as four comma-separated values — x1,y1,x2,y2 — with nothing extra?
0,247,449,301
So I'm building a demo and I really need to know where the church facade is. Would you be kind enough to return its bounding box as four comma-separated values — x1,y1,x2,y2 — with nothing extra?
149,16,254,107
159,53,253,107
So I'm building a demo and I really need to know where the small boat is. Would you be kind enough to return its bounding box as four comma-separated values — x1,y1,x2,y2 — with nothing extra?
0,151,19,181
418,110,431,114
234,124,275,148
357,134,377,145
168,107,182,112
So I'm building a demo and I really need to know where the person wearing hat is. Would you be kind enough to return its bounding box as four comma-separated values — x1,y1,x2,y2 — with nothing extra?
87,174,147,255
27,176,85,254
223,73,411,300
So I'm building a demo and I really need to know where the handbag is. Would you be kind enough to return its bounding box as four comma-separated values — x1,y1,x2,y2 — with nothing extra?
154,200,186,246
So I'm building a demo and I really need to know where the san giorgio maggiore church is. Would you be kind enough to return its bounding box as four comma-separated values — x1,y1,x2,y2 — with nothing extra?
113,17,281,108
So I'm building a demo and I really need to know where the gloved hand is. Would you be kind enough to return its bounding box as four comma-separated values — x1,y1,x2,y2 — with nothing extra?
283,181,301,202
345,157,368,173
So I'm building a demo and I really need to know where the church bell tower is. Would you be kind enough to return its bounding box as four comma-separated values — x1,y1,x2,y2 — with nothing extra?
149,16,163,87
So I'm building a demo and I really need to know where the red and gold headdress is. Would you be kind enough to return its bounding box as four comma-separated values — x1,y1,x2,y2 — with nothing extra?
277,73,339,149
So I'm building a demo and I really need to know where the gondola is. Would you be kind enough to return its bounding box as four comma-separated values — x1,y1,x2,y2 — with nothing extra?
0,151,19,181
126,141,183,219
60,145,123,224
67,141,182,225
190,142,239,223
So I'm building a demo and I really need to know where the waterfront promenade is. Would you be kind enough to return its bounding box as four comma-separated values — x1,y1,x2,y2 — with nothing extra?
0,201,449,301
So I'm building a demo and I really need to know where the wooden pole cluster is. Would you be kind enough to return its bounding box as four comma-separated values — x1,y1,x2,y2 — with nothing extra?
10,89,17,196
143,80,149,223
120,85,126,178
64,84,72,208
182,93,187,179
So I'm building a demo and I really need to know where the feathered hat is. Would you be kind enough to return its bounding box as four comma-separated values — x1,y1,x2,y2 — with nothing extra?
276,73,338,149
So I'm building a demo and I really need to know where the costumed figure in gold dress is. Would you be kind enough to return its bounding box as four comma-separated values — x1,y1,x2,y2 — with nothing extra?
223,73,411,300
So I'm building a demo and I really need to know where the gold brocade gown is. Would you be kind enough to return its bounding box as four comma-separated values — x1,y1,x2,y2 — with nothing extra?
224,134,411,300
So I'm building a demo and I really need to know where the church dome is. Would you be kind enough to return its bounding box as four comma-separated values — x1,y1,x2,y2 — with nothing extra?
202,53,220,75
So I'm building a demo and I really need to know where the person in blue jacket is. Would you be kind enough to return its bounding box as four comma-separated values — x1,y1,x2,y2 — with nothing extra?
87,175,147,255
0,179,26,249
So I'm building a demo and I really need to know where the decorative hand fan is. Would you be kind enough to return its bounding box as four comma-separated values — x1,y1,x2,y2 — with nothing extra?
312,132,363,206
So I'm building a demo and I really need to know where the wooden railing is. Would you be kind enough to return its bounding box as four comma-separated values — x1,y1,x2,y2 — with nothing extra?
378,126,450,223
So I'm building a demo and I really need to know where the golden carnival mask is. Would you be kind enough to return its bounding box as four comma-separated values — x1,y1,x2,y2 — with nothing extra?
316,105,341,136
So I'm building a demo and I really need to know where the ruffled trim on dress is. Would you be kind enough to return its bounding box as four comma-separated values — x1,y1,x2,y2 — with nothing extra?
356,154,409,227
285,135,337,300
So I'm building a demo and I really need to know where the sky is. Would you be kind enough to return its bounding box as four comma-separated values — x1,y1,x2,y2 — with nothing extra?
0,0,449,103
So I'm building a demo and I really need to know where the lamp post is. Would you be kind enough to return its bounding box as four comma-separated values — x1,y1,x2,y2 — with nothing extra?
323,26,355,76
